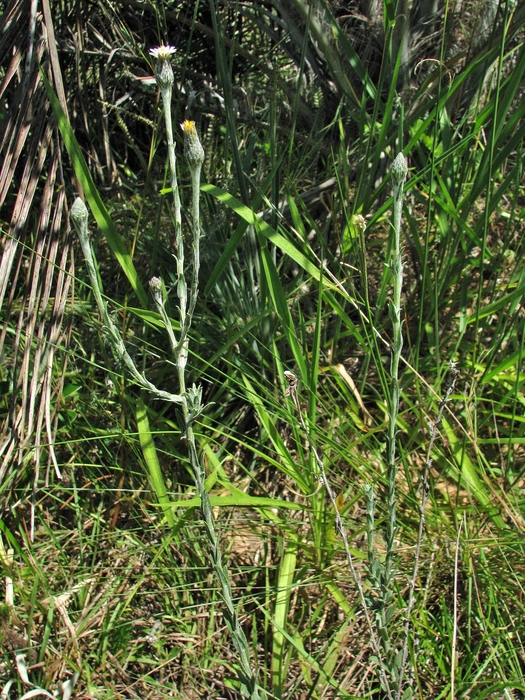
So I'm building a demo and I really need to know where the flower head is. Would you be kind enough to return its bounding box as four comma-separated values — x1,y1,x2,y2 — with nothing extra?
150,44,176,92
149,45,177,60
181,120,205,170
351,214,366,235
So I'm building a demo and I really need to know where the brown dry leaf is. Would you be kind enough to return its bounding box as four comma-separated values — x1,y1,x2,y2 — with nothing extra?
0,2,73,532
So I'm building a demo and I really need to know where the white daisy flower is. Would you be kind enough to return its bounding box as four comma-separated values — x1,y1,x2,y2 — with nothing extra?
149,45,177,60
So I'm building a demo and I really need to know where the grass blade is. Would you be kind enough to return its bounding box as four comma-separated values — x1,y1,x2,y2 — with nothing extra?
40,69,148,308
135,398,174,528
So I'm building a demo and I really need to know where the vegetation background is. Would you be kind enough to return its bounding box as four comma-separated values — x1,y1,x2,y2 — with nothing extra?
1,0,525,698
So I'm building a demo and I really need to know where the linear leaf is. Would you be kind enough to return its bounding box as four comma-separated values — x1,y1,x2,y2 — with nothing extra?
203,184,328,286
272,539,298,696
40,69,148,308
136,398,175,528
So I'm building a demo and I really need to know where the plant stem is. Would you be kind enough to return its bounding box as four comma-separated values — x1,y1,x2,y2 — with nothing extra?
186,425,264,699
385,152,408,584
153,55,263,699
69,199,184,407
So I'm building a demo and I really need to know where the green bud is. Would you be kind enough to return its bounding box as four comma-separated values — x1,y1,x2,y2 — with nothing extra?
70,197,89,234
156,60,174,92
391,153,408,188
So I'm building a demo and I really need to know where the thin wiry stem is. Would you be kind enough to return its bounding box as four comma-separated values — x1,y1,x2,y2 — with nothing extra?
69,199,184,407
175,120,204,355
396,363,459,700
187,153,202,322
185,421,264,699
284,371,394,700
450,517,463,700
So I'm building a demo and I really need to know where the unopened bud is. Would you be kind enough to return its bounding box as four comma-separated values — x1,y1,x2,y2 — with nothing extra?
391,153,408,188
149,276,163,305
70,197,89,234
181,120,205,170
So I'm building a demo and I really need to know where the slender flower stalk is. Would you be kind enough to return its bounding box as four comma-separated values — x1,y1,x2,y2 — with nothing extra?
385,152,408,584
181,119,204,326
358,153,409,694
396,363,459,700
149,45,186,381
184,411,264,699
360,152,407,696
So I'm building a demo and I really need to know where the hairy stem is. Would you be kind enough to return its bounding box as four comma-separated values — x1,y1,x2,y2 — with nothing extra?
385,152,408,584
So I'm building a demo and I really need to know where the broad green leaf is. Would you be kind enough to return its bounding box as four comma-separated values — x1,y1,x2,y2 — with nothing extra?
202,184,329,286
258,236,307,379
242,374,310,492
321,616,354,680
272,539,297,697
127,307,180,331
258,604,348,695
482,348,525,383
